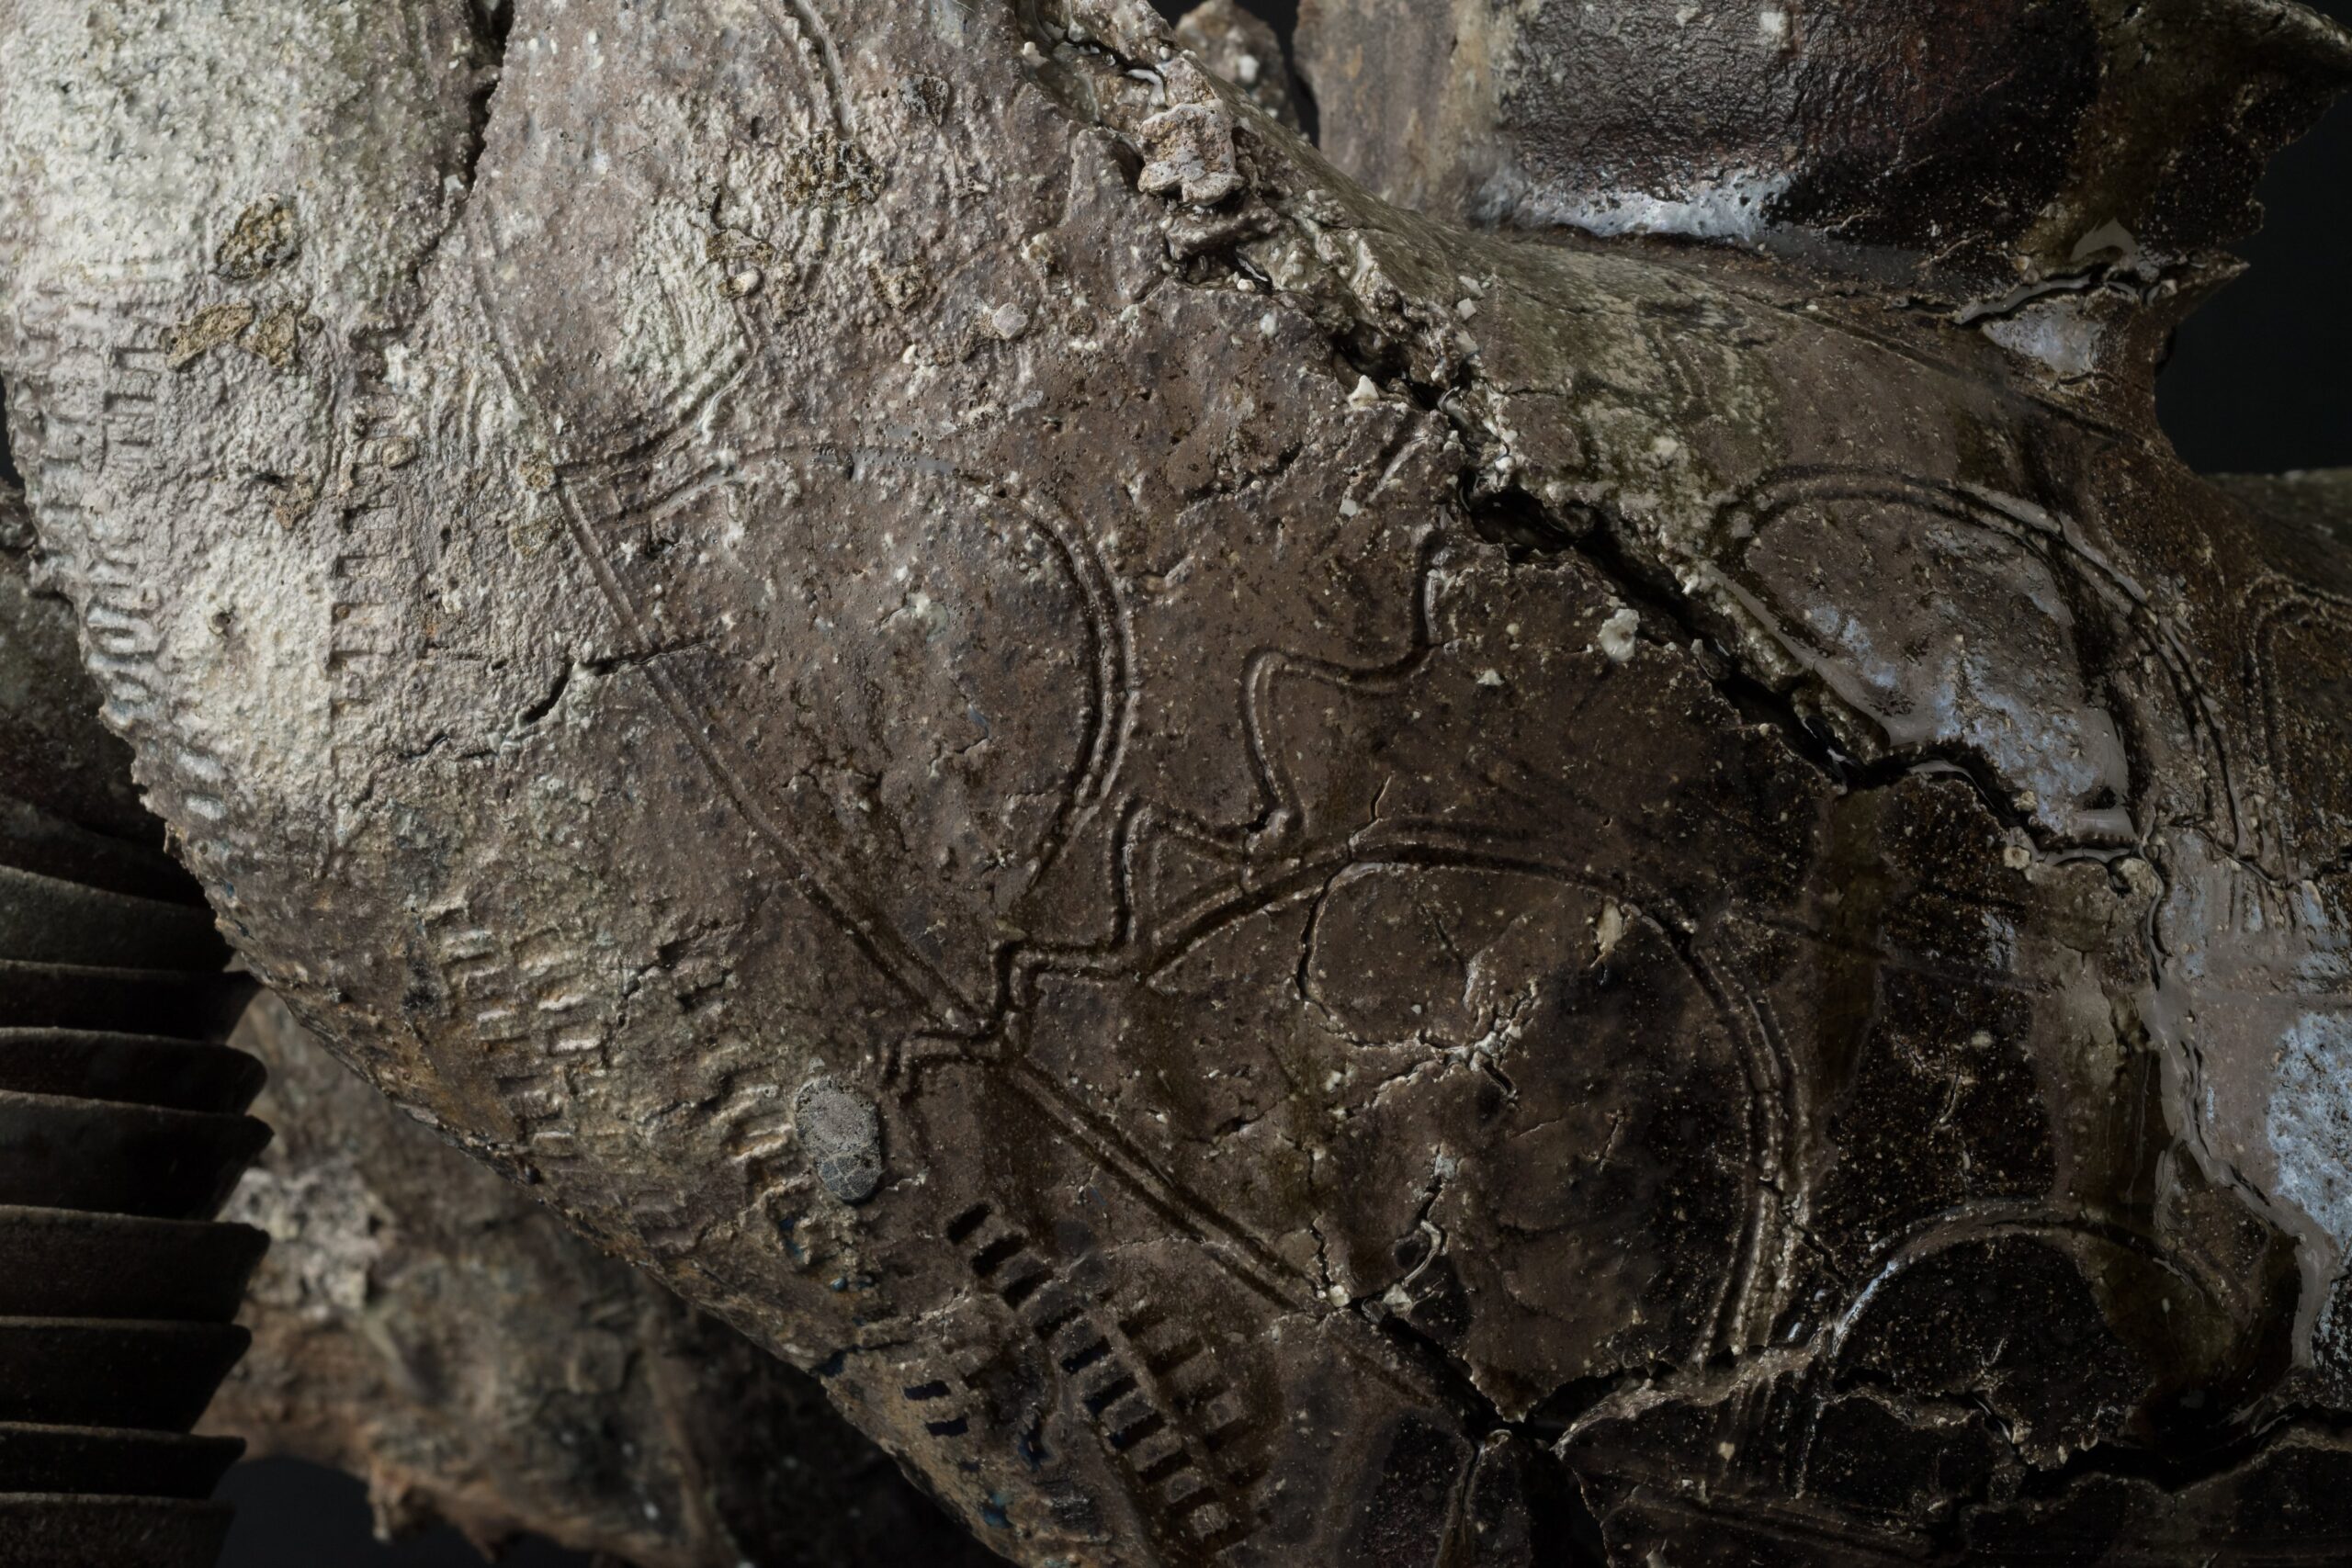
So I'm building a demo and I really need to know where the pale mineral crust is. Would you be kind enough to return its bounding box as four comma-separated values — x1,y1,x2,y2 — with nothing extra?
2,1,2352,1564
210,991,996,1567
1172,2,1301,131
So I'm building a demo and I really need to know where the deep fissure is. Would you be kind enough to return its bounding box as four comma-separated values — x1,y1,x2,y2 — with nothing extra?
0,377,20,492
464,0,514,191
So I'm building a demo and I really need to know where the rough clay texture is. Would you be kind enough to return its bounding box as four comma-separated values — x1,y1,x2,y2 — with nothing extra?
1295,0,2352,316
1172,2,1300,131
210,991,995,1568
0,476,163,846
4,0,2352,1562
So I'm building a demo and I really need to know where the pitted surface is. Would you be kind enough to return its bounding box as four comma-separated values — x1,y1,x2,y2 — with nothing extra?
5,1,2352,1562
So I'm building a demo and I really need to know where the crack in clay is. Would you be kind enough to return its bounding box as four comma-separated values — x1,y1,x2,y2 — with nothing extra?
1998,1407,2352,1506
0,377,20,493
1458,479,2093,859
1058,61,2147,866
464,3,514,197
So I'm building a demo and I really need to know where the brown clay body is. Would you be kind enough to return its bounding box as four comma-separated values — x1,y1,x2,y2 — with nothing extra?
4,1,2352,1562
212,990,995,1568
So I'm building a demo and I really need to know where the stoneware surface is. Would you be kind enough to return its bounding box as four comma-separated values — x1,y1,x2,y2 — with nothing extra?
5,1,2352,1561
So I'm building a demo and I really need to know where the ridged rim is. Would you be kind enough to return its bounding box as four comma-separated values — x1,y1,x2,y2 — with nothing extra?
0,1091,271,1222
0,963,256,1041
0,524,266,1566
0,1319,253,1434
0,1207,267,1323
0,1424,244,1500
0,1031,265,1115
0,1495,233,1568
0,865,226,971
0,795,206,905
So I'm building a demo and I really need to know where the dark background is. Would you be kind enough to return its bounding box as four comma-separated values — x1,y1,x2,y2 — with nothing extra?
214,1463,587,1568
2160,0,2352,472
217,1,2350,1563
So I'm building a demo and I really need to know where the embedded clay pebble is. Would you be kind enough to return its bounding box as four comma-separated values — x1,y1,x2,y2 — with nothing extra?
0,1424,243,1500
0,1207,268,1323
0,1092,269,1223
0,1319,251,1433
796,1076,884,1205
0,1031,266,1115
0,865,227,971
0,964,254,1041
0,1495,232,1567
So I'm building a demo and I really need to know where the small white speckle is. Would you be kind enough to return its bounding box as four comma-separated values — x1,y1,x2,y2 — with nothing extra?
1339,497,1361,517
1758,7,1788,41
987,303,1031,340
1456,298,1478,320
1598,607,1640,663
1259,310,1279,336
1596,901,1628,958
1234,52,1262,85
2003,845,2033,871
1347,375,1381,411
1476,668,1505,688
